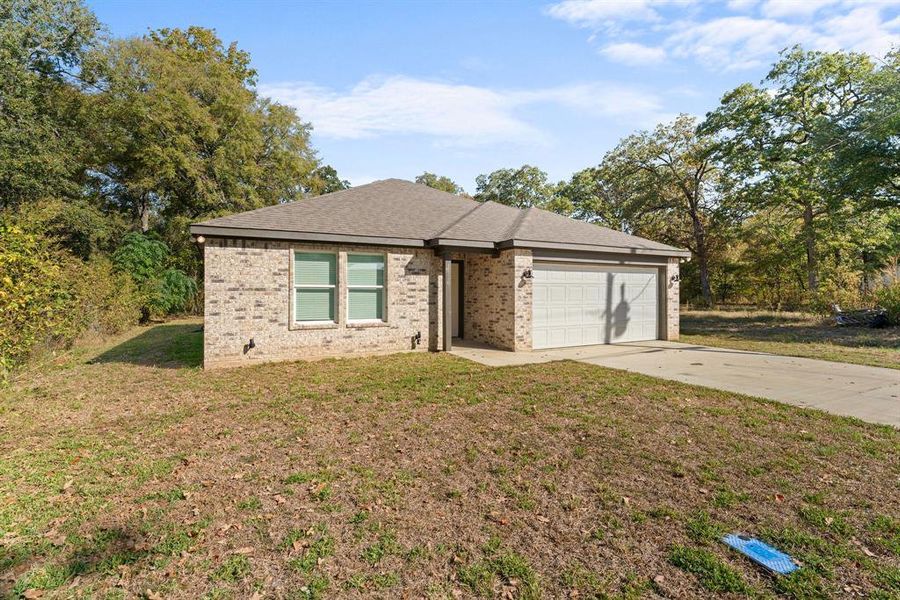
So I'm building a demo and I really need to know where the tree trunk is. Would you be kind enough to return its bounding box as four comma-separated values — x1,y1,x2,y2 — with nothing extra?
803,203,818,291
139,194,150,233
690,209,713,306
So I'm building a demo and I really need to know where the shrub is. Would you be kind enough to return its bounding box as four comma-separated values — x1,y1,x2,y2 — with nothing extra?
0,224,79,376
0,224,143,378
874,281,900,326
68,257,142,335
112,233,197,319
807,270,863,315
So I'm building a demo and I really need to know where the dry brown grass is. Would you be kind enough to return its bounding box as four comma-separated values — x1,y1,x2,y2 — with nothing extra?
1,320,898,599
682,309,900,370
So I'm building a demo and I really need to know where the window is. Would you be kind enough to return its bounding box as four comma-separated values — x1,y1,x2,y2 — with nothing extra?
347,253,385,321
293,252,336,322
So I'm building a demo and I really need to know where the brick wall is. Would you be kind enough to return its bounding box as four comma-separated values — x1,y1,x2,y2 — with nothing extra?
664,257,680,341
203,238,440,368
462,249,532,351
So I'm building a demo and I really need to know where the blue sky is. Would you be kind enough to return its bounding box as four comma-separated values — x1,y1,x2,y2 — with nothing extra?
89,0,899,192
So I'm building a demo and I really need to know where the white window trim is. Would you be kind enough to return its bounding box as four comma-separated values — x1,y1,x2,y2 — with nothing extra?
292,250,338,325
346,252,386,323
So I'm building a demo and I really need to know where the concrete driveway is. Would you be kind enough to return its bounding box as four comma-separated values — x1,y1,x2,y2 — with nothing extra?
451,340,900,427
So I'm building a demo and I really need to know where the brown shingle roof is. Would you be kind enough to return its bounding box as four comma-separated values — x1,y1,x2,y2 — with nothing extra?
191,178,688,256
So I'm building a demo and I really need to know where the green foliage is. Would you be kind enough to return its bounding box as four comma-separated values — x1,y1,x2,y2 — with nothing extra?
112,233,170,286
112,233,196,319
307,164,350,195
14,198,127,260
875,281,900,326
592,114,722,305
415,172,465,195
475,165,563,212
0,222,140,377
0,0,99,207
0,223,75,374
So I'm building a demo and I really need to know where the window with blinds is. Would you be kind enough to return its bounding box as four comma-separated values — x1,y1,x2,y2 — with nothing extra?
347,254,385,321
293,252,336,322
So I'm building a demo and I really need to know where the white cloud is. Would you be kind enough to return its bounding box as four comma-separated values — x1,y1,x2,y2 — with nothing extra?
726,0,759,10
817,6,900,56
600,42,668,65
545,0,662,27
260,76,666,145
762,0,840,18
668,16,818,70
261,77,536,144
548,0,900,71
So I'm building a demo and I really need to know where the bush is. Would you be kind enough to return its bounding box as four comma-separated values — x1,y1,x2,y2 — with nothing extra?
0,224,143,378
807,270,863,316
0,224,79,376
875,281,900,325
112,233,198,319
68,258,142,335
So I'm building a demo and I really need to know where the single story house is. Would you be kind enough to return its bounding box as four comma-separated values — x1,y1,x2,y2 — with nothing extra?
190,179,690,369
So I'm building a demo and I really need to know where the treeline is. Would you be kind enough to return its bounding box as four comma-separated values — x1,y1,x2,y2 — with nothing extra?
431,47,899,313
0,0,348,375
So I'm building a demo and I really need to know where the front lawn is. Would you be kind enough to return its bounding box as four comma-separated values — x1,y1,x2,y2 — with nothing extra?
681,309,900,370
1,321,898,599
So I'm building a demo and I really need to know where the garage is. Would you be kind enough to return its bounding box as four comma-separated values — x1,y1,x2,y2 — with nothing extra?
532,262,659,349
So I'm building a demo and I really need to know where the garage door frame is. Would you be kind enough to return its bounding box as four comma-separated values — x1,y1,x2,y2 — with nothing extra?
531,258,668,349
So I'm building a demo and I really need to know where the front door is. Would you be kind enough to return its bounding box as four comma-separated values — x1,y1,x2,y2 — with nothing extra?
451,262,461,338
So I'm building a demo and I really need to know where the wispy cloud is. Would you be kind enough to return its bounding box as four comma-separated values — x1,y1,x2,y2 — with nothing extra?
600,42,667,65
261,76,667,146
546,0,900,70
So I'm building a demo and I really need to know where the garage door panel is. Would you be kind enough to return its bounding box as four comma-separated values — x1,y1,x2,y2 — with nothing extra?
532,263,658,349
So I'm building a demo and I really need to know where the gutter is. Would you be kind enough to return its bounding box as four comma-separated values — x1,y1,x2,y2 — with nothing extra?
189,225,691,258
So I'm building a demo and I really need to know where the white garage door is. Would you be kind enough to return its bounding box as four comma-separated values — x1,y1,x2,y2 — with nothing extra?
532,263,659,349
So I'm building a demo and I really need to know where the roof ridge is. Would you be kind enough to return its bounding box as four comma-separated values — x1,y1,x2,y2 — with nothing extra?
503,205,533,240
430,200,490,239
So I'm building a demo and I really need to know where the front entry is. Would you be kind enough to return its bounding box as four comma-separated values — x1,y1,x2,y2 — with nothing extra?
450,261,463,338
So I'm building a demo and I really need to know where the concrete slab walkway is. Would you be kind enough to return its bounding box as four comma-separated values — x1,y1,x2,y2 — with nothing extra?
450,340,900,427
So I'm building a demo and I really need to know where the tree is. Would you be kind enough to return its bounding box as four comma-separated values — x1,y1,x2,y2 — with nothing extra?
474,165,562,211
702,46,881,293
0,0,99,206
832,49,900,207
598,115,721,305
559,166,638,231
86,27,319,231
415,172,465,195
307,165,350,196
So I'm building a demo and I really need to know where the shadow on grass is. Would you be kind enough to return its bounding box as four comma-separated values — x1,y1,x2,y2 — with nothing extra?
681,312,899,350
91,323,203,369
4,527,152,597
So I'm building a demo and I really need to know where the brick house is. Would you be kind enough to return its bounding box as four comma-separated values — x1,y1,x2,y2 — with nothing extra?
190,179,689,369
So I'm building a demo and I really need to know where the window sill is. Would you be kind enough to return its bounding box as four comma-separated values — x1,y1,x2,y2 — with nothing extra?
290,321,339,331
346,320,389,329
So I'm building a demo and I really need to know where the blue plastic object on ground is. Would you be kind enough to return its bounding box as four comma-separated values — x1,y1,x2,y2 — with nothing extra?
722,534,799,575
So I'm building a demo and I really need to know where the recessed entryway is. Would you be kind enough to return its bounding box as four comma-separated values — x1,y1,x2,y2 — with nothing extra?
450,261,463,338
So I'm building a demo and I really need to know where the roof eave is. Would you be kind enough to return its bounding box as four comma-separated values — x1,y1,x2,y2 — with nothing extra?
189,224,426,248
498,238,691,258
426,238,496,250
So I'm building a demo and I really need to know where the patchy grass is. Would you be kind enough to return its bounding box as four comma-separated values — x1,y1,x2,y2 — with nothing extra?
0,320,898,598
682,309,900,369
